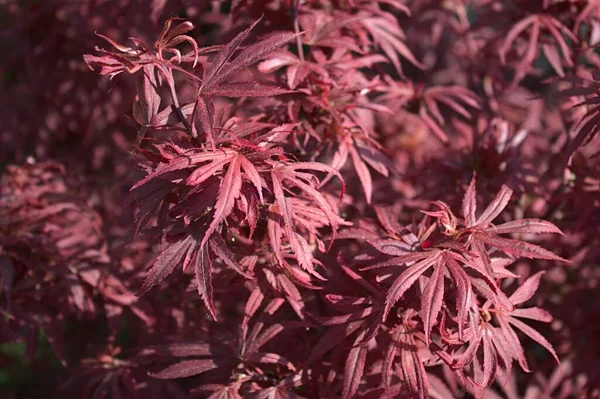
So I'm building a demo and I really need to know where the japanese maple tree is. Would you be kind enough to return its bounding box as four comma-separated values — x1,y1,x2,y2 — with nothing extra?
2,0,600,398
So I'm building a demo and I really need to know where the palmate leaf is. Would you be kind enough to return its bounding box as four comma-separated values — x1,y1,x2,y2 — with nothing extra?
130,145,265,252
551,72,600,158
497,10,577,84
150,359,220,379
342,333,368,399
200,20,300,92
137,233,197,296
458,272,560,388
195,19,300,144
568,104,600,158
420,259,444,346
461,178,569,263
359,13,423,75
201,153,243,247
383,254,439,322
328,134,391,204
475,184,512,227
378,79,480,143
149,300,301,383
269,161,345,275
380,250,473,345
475,232,566,262
194,246,215,319
374,176,566,350
137,229,252,320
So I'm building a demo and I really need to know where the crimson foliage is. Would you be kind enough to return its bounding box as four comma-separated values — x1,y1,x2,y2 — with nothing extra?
2,1,600,398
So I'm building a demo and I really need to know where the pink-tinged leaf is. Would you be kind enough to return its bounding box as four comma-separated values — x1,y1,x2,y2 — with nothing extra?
267,209,286,267
361,16,423,74
486,219,563,235
202,154,242,247
507,316,560,364
240,186,259,238
257,123,298,149
462,175,477,226
566,107,600,159
138,235,196,295
151,102,195,127
487,326,514,378
470,238,495,282
348,144,373,203
287,63,310,89
205,81,294,97
495,315,529,372
469,275,513,313
476,185,513,226
499,16,537,65
374,205,402,234
196,95,216,147
158,19,194,44
325,294,373,308
546,19,574,68
185,153,233,186
511,307,553,322
221,30,300,83
479,328,498,388
246,322,302,355
202,19,262,89
425,96,444,125
383,254,439,321
131,150,226,190
476,232,568,262
357,143,391,177
245,352,296,370
443,252,472,338
360,252,430,271
209,234,253,278
382,328,401,387
278,273,305,319
272,162,345,247
337,54,388,70
396,335,429,397
194,246,216,320
514,20,540,85
367,238,413,256
509,271,545,306
243,287,264,334
257,50,298,72
342,342,368,399
328,142,349,178
455,323,482,369
428,375,455,399
238,155,263,203
291,232,321,278
315,307,374,326
150,342,214,357
204,28,300,91
420,107,449,143
421,260,444,346
149,359,219,379
435,95,478,119
133,65,161,126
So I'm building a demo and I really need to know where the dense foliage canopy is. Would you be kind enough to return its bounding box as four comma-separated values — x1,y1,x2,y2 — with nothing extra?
1,1,600,398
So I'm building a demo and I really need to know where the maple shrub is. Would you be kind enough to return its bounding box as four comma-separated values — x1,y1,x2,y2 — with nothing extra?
2,0,600,398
